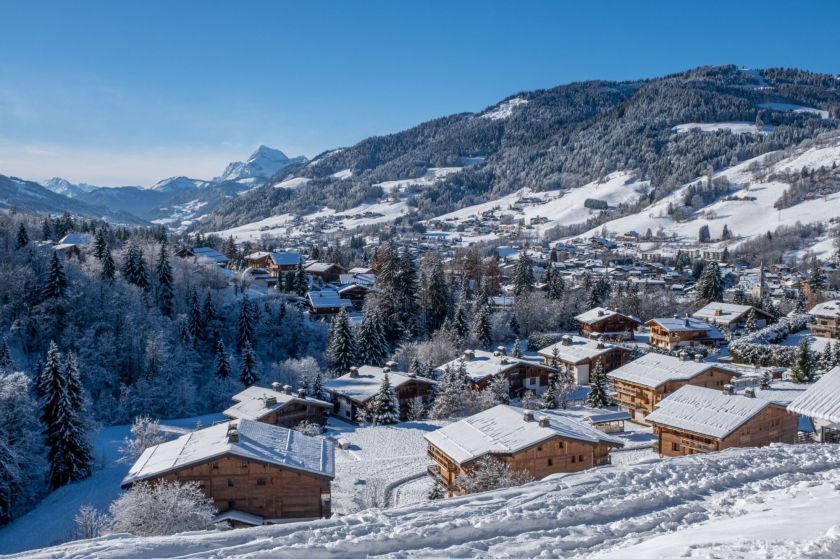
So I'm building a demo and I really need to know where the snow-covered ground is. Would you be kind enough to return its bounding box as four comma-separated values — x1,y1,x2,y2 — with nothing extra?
480,96,528,120
374,167,463,194
12,444,840,558
673,122,774,134
759,102,830,119
0,413,223,555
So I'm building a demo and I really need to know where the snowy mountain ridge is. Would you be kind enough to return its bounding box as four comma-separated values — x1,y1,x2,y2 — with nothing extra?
216,145,307,183
11,444,840,559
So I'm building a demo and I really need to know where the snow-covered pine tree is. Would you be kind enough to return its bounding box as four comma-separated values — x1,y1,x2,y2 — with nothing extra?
214,340,231,380
409,356,422,377
0,337,12,372
155,246,174,317
452,304,469,342
396,250,420,337
327,307,356,376
15,223,28,249
122,242,149,290
370,373,400,425
557,364,575,410
203,292,218,327
41,218,52,241
239,340,258,387
187,290,205,344
790,338,814,384
547,272,565,301
420,253,449,334
41,345,92,489
541,375,558,409
92,228,108,260
487,375,510,405
471,305,492,348
101,249,116,282
356,304,388,366
312,372,323,399
512,251,535,295
509,313,520,335
429,364,469,419
760,370,771,390
236,295,255,352
43,252,68,300
695,261,723,306
586,359,609,408
744,308,758,334
511,336,523,358
294,262,308,296
820,341,834,372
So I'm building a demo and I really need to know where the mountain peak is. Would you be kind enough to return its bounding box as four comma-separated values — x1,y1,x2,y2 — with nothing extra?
42,177,98,197
217,146,307,183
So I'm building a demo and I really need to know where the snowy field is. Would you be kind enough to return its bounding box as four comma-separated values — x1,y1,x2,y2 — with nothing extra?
0,413,223,555
673,121,774,134
12,444,840,558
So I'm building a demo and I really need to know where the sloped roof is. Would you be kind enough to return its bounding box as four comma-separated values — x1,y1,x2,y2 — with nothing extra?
269,251,301,266
307,290,353,309
692,302,771,326
190,247,229,264
787,366,840,423
646,317,724,338
122,419,335,486
646,385,776,439
607,353,738,389
809,300,840,319
575,307,641,326
224,385,332,421
537,335,622,365
322,365,434,404
424,405,623,465
306,262,341,273
434,350,551,384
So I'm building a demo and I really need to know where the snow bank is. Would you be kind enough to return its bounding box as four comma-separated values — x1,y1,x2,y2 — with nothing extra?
12,444,840,558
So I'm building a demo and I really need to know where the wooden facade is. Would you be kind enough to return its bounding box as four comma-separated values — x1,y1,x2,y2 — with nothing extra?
327,377,435,423
811,315,840,339
652,404,798,457
126,455,331,522
646,319,723,351
577,313,640,340
427,436,615,496
610,367,738,424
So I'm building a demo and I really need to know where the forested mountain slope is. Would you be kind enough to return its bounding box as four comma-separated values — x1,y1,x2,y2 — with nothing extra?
201,65,840,232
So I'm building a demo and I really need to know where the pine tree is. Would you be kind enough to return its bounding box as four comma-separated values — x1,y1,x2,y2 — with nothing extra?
156,246,174,317
92,228,108,260
807,259,825,293
203,292,218,327
487,375,510,405
396,250,420,337
312,372,323,399
429,364,469,419
547,272,565,301
41,218,52,241
101,249,116,282
327,307,356,376
236,296,255,352
239,340,258,387
15,223,29,249
541,376,558,409
420,253,449,333
698,224,711,243
43,252,68,300
471,305,492,348
820,341,834,371
759,370,771,390
586,359,609,408
744,309,758,333
369,373,400,425
512,251,535,295
511,337,523,358
452,304,469,342
509,314,520,335
0,337,12,372
294,262,308,296
187,290,205,344
122,242,149,289
356,304,388,366
791,338,814,384
214,340,231,380
695,261,723,306
41,344,92,489
557,365,575,410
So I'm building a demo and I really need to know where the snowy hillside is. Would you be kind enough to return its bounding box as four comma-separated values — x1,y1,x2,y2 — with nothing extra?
11,444,840,558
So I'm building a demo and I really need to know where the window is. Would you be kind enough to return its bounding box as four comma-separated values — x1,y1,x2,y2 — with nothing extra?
227,479,234,487
672,442,681,451
558,441,564,449
211,462,219,470
537,446,543,452
547,459,553,466
571,456,576,463
257,478,268,486
228,500,236,508
579,455,584,462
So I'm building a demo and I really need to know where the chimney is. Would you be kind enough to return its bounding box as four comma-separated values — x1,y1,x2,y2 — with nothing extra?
722,384,733,395
693,354,703,363
226,424,239,443
382,366,391,373
282,384,292,395
673,314,679,320
597,309,604,317
386,360,398,369
523,410,534,422
679,351,689,361
349,367,359,378
463,350,475,361
264,396,277,407
744,388,756,398
297,389,307,399
561,335,571,346
497,346,506,356
683,317,690,328
714,309,722,317
271,382,282,392
538,416,550,427
596,341,605,350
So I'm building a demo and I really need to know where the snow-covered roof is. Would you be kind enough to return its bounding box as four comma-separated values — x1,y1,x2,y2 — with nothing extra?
434,350,550,384
305,262,340,273
809,300,840,319
212,509,265,526
246,251,271,260
269,251,301,266
646,317,724,337
57,233,90,246
787,366,840,423
122,419,335,486
307,290,353,309
424,405,623,465
692,302,769,326
646,385,778,439
189,247,229,264
223,385,331,421
586,411,631,424
322,366,434,404
575,307,641,326
537,335,621,365
607,353,738,389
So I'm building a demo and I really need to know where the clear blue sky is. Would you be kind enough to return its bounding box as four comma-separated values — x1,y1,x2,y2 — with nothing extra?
1,0,838,186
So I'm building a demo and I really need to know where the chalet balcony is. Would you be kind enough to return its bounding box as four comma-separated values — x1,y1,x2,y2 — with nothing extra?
426,464,441,477
594,455,612,466
680,437,716,453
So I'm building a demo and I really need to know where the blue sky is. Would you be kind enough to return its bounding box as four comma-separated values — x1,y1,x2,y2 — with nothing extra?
1,0,839,186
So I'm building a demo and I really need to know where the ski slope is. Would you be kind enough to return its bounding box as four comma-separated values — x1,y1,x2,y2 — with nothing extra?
11,444,840,558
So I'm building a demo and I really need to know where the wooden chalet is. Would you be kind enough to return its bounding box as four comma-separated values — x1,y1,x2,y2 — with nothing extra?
788,366,840,443
305,262,344,284
306,289,354,318
691,302,774,337
337,283,371,311
322,365,435,423
435,349,557,398
121,419,334,526
244,251,301,277
809,300,840,339
575,307,641,340
224,383,333,427
647,385,799,457
424,405,623,495
646,316,725,351
537,335,630,385
607,352,740,424
176,246,230,268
